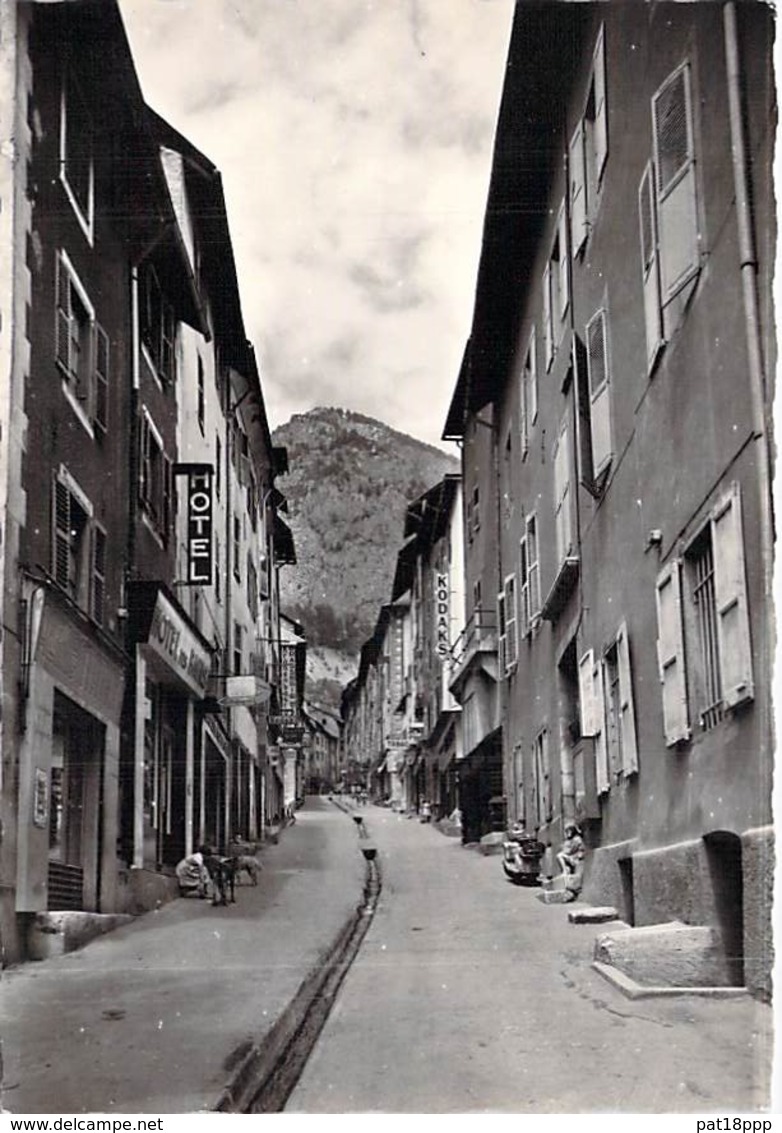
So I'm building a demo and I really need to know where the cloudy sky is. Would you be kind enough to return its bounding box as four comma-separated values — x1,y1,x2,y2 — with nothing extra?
118,0,512,448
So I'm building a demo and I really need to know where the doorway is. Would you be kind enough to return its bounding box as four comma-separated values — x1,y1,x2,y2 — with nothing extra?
704,830,744,986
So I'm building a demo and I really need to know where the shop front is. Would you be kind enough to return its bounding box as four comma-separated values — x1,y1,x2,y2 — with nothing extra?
122,582,212,907
16,585,125,918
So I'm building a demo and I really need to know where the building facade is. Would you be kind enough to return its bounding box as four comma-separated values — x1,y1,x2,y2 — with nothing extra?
445,1,774,998
0,0,292,961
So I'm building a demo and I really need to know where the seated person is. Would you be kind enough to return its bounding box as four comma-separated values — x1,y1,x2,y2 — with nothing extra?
175,847,210,898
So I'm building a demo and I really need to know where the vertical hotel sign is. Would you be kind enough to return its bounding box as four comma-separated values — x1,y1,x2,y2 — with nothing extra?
280,642,298,723
176,464,213,585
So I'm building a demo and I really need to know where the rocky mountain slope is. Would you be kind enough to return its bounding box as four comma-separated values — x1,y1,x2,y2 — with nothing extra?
271,407,458,708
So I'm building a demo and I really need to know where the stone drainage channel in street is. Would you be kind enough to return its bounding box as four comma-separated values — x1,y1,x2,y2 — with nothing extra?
215,807,379,1114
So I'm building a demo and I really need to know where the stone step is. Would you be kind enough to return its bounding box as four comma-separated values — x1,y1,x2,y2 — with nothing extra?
568,906,620,925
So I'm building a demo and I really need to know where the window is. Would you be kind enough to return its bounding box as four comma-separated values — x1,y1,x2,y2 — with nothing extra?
497,590,506,674
215,433,222,500
504,573,518,673
197,356,205,434
233,621,243,676
585,308,613,479
472,485,480,534
534,728,552,826
139,264,176,386
543,205,570,371
520,329,537,460
472,579,482,618
139,410,173,541
657,483,754,741
52,470,93,612
59,67,94,242
570,25,608,257
604,621,639,778
652,62,699,305
520,513,541,637
215,535,222,604
553,415,573,569
247,555,258,622
55,251,109,434
638,161,664,372
578,648,609,794
92,524,106,626
233,514,241,581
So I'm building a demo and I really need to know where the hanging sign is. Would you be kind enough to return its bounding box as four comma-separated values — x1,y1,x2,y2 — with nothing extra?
434,572,450,657
176,464,213,585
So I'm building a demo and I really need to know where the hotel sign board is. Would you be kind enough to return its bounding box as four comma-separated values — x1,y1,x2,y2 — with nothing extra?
176,464,213,585
146,589,212,698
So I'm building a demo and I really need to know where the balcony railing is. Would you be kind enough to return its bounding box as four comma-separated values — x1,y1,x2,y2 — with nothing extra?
449,608,497,669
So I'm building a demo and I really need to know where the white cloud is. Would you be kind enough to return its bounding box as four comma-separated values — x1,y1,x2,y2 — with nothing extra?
118,0,512,446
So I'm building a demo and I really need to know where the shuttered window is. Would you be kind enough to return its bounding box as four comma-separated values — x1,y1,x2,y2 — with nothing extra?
92,524,107,625
712,482,754,709
578,649,597,737
534,729,552,825
94,324,109,433
553,416,573,567
55,250,108,433
639,162,664,372
655,560,690,745
592,25,608,183
526,514,540,625
652,62,699,302
139,410,173,542
542,263,554,371
52,472,92,610
504,574,518,672
569,121,588,257
593,660,609,794
497,591,507,675
520,330,537,459
585,309,613,477
616,621,639,775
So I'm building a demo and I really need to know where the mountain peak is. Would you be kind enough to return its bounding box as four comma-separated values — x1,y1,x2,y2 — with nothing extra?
271,408,458,708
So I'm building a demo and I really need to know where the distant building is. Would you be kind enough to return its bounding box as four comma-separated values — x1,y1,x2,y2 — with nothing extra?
301,702,341,793
445,1,774,998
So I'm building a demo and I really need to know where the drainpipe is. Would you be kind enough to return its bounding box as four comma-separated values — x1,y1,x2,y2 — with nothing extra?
723,2,774,745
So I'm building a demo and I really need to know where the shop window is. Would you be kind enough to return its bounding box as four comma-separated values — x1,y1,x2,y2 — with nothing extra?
59,67,94,243
55,251,109,435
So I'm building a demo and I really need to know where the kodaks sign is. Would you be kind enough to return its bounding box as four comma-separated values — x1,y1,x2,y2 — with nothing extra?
434,572,450,658
176,463,213,585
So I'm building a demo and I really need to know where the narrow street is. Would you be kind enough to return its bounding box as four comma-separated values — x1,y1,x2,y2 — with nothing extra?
287,807,773,1114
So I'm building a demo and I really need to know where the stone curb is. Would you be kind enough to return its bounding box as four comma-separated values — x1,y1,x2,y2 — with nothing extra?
592,960,750,1000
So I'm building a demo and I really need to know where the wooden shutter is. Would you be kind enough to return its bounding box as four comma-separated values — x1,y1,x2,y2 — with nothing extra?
528,330,538,425
527,516,540,618
505,574,517,670
558,205,570,320
639,162,664,371
593,660,609,794
92,524,106,625
616,621,639,774
593,25,608,182
652,63,699,301
519,536,529,638
655,560,690,745
55,252,71,374
139,416,151,505
578,649,596,736
553,417,572,566
586,309,613,476
53,479,71,588
163,455,174,538
94,323,109,433
519,359,529,460
569,122,588,256
542,262,553,370
712,482,754,708
497,591,507,675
